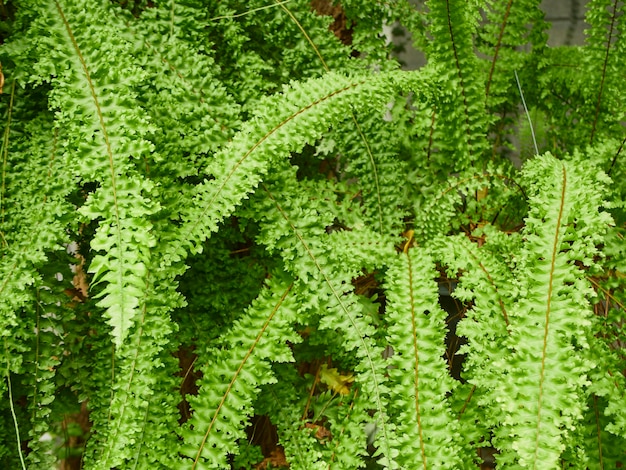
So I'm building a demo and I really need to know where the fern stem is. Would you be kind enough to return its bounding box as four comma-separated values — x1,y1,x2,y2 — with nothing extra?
532,162,567,468
351,112,385,235
445,0,473,158
468,251,510,326
4,340,27,470
426,107,436,162
606,134,625,177
485,0,514,102
457,384,476,419
302,364,321,421
32,292,42,424
262,183,394,462
587,275,626,314
0,79,15,226
276,0,329,71
406,253,428,469
192,282,294,469
515,70,539,157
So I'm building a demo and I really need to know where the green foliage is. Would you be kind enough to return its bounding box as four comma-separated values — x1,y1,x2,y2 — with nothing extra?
0,0,625,468
384,249,466,468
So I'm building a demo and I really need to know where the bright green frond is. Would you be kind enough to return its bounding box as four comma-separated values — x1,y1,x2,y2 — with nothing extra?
384,248,466,469
181,274,300,469
494,153,612,468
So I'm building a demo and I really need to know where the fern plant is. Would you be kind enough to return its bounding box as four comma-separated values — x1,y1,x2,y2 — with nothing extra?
0,0,625,468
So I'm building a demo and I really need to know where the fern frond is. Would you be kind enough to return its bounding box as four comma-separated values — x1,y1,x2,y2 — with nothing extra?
493,153,612,468
331,110,409,237
24,0,160,346
120,1,240,162
0,209,73,467
24,263,75,469
566,394,626,468
180,274,300,469
323,388,371,469
435,230,520,463
534,1,626,151
412,169,522,243
436,230,516,380
584,0,626,144
384,248,467,469
0,98,74,387
480,0,546,108
84,273,182,469
583,275,626,442
245,165,399,467
178,70,407,256
423,0,488,167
